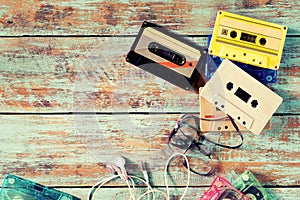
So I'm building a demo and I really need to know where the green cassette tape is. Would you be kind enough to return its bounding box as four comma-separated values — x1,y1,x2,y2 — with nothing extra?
233,170,271,200
0,174,81,200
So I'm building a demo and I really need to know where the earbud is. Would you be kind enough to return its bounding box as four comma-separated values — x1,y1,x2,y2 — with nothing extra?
114,156,128,181
114,156,126,168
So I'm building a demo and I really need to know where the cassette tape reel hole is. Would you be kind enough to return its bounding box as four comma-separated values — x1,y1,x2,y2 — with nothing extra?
245,187,265,200
259,38,267,46
148,42,187,66
230,30,238,39
251,100,258,108
226,82,234,90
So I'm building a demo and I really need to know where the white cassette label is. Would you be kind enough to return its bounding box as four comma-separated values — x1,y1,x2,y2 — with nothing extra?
200,59,282,134
135,27,201,77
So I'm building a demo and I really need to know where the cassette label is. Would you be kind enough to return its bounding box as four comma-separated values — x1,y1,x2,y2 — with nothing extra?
209,11,287,70
200,94,271,132
206,35,277,84
233,170,272,200
200,59,282,134
199,94,251,132
200,176,250,200
0,174,81,200
126,21,207,92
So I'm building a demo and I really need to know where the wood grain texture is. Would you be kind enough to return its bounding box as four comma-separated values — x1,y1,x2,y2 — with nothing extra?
0,115,298,187
59,188,300,200
0,0,299,199
0,0,299,35
0,37,298,113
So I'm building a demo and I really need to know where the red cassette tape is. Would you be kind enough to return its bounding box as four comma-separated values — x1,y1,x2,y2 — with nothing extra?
200,176,250,200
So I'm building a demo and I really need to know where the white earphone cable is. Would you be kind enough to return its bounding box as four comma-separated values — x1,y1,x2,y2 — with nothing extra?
88,153,191,200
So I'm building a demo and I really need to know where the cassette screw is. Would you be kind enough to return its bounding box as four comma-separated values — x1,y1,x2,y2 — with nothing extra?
8,178,15,185
215,179,223,187
266,75,272,82
242,174,249,181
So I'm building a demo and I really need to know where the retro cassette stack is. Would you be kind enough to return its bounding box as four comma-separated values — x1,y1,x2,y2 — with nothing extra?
200,10,286,134
0,174,81,200
233,170,272,200
200,176,250,200
205,36,278,85
126,21,207,92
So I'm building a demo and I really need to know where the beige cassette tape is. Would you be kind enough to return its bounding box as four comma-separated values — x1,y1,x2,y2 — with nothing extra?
199,59,282,134
199,93,271,132
209,11,287,70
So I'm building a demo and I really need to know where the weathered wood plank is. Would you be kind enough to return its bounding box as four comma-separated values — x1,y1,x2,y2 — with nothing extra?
0,0,299,35
0,114,298,186
0,37,298,113
59,187,300,200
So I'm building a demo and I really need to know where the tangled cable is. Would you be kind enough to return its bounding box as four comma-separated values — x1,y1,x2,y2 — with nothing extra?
88,153,191,200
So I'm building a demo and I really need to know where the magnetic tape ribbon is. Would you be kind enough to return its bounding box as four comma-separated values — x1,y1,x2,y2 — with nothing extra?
168,114,244,175
171,114,244,149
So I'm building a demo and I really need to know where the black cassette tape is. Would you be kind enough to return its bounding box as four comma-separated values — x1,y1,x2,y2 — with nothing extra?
0,174,81,200
233,170,272,200
200,176,250,200
126,21,207,92
206,36,277,84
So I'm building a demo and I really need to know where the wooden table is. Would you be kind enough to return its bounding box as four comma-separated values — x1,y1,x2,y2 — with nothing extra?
0,1,299,199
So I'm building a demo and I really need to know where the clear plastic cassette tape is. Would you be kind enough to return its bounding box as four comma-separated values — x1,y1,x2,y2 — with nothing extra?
200,176,250,200
233,170,272,200
0,174,81,200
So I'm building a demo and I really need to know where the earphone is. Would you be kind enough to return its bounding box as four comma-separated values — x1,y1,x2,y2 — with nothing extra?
88,153,191,200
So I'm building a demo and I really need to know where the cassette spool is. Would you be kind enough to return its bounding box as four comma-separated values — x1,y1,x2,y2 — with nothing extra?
206,36,277,84
199,92,272,132
233,170,272,200
200,176,250,200
0,174,81,200
126,21,207,92
200,59,282,134
209,11,287,70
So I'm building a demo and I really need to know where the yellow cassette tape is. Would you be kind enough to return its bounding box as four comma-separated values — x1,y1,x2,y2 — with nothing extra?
209,11,287,70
